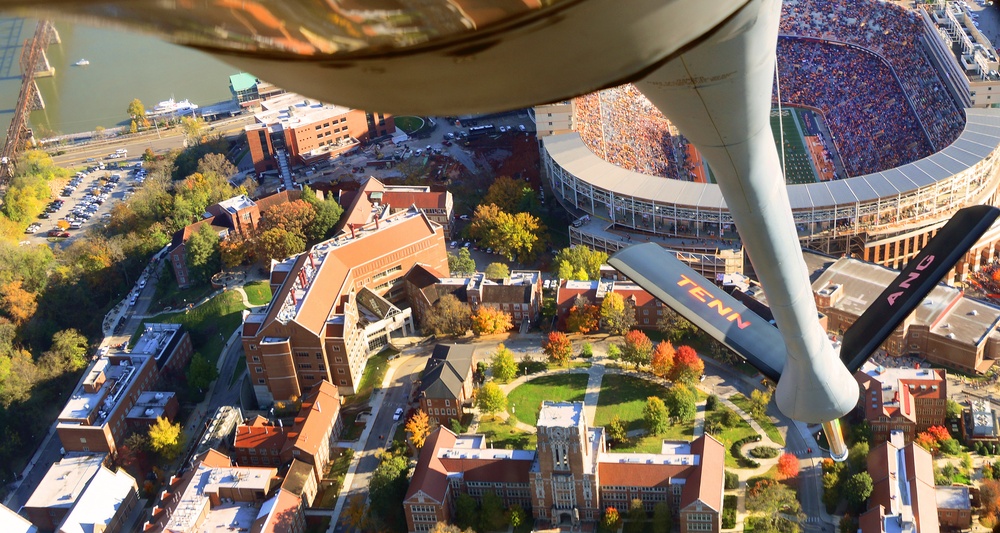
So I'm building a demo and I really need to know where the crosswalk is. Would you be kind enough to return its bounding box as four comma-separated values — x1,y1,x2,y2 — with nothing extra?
802,516,822,524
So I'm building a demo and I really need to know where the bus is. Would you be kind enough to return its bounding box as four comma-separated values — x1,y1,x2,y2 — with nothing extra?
467,124,496,138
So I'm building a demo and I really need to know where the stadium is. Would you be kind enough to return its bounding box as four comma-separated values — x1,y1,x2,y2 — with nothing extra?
540,0,1000,283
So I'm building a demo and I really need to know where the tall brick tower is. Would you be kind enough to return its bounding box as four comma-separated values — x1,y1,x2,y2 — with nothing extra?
532,401,603,527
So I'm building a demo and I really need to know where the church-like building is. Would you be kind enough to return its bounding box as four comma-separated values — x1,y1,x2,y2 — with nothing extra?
404,401,725,532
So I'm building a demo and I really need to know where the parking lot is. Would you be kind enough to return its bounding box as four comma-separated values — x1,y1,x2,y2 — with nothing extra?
22,155,146,246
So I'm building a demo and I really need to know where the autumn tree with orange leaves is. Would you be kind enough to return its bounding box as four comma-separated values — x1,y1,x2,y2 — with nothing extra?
471,306,513,335
406,409,431,450
0,280,37,325
543,331,573,366
651,341,675,378
566,295,600,333
777,452,800,479
670,345,705,385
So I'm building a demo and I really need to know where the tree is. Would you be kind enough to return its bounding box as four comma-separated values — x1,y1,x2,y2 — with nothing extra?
624,498,646,533
185,224,221,282
644,396,670,436
656,307,698,343
565,300,600,333
553,246,608,281
484,262,509,279
620,329,653,370
343,498,369,531
181,116,205,145
0,280,37,326
480,490,508,532
447,248,477,276
848,442,870,475
508,504,527,530
600,292,637,335
256,227,306,263
468,203,546,262
430,523,475,533
557,260,577,281
454,493,478,530
368,451,410,532
219,235,253,268
844,472,874,510
665,384,697,422
652,502,672,533
39,329,88,375
422,294,471,336
477,382,508,417
601,507,622,533
261,200,316,241
839,515,859,533
669,345,704,385
745,478,802,532
148,417,184,459
196,152,238,179
187,354,219,392
914,432,940,455
300,186,344,241
482,176,535,214
543,331,573,366
608,415,628,445
748,389,771,420
947,399,963,419
650,341,675,378
126,98,149,127
777,452,800,479
471,306,514,335
490,344,518,384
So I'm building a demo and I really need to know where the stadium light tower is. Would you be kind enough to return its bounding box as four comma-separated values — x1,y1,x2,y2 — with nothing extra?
7,0,999,460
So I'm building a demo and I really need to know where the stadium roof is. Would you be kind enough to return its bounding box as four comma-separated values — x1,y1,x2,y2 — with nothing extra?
542,108,1000,210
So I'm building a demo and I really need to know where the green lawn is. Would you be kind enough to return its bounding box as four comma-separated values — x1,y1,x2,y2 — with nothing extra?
131,290,248,366
345,348,395,406
477,418,537,450
243,280,273,306
730,393,785,446
593,374,670,432
394,116,425,134
507,374,589,426
705,403,760,469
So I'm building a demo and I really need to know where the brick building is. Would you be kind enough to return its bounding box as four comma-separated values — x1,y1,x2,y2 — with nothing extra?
336,178,454,239
245,93,394,174
404,401,724,532
282,381,344,480
555,279,665,330
417,344,475,427
241,207,447,403
56,325,190,455
961,398,1000,444
24,453,138,533
234,416,288,468
861,431,940,532
168,191,300,287
404,268,543,330
935,486,972,529
812,256,1000,374
855,361,947,444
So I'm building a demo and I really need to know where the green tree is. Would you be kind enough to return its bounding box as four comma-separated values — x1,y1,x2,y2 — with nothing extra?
480,490,508,532
180,116,205,145
745,479,802,532
126,98,148,127
301,186,344,241
665,383,697,422
624,498,646,533
507,504,527,530
543,331,573,366
947,399,963,419
656,307,698,343
557,260,577,281
482,176,537,214
748,389,771,420
848,442,870,475
619,329,653,370
448,248,477,276
484,262,509,279
39,329,89,374
477,381,508,417
185,225,221,283
422,294,472,336
368,451,410,532
490,344,518,384
644,396,670,436
600,292,637,335
148,417,185,459
553,246,608,281
187,354,219,392
601,507,621,533
839,515,858,533
468,204,545,263
454,493,478,530
845,472,874,511
256,227,306,263
608,415,628,446
652,502,672,533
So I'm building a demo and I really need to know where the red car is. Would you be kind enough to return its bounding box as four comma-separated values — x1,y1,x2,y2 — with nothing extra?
47,230,70,238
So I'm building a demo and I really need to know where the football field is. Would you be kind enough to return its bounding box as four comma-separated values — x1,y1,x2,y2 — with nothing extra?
770,108,818,185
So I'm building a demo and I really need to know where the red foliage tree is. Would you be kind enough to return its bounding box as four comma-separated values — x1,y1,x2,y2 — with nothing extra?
543,331,573,366
914,432,940,455
651,341,675,378
925,425,950,443
777,452,800,479
566,304,600,333
669,345,705,384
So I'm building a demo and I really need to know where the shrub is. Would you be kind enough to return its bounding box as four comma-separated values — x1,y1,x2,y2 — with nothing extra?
607,344,621,360
722,495,738,529
749,446,781,459
731,435,762,468
580,342,594,358
705,394,719,411
724,470,739,490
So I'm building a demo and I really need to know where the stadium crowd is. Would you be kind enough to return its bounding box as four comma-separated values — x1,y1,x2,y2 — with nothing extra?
573,0,964,182
780,0,963,150
776,38,930,176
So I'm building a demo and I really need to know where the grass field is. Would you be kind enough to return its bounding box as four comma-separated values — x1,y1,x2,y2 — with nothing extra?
477,418,537,450
704,403,758,468
394,116,424,134
593,374,670,432
770,108,817,185
508,374,589,426
132,290,248,366
730,393,785,446
243,280,272,306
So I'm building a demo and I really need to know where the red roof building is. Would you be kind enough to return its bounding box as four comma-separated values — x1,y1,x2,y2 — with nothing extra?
282,381,344,480
233,416,288,468
860,431,940,532
555,279,664,330
404,401,724,532
855,362,947,444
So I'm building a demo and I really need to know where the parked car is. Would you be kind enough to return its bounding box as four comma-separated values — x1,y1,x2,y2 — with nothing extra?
393,407,404,421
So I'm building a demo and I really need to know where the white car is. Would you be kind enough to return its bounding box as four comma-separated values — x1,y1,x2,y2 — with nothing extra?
393,407,403,421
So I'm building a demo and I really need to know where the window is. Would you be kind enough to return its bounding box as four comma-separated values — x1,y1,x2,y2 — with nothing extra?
296,351,309,357
316,353,323,359
258,379,266,384
299,363,312,369
249,344,257,350
304,375,314,380
338,368,345,374
255,366,263,373
445,400,450,407
252,356,260,362
340,379,346,385
333,346,341,351
687,523,713,531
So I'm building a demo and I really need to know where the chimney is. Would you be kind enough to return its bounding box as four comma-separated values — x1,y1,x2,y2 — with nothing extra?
298,269,307,287
349,224,356,239
291,291,297,305
309,253,315,269
375,216,380,230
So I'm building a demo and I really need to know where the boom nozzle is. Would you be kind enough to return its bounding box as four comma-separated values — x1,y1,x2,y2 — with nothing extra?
822,419,849,462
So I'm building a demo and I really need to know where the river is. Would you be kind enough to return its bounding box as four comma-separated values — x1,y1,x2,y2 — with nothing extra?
0,17,238,138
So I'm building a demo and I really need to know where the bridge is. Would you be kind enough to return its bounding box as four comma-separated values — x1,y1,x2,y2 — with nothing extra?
0,20,58,182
